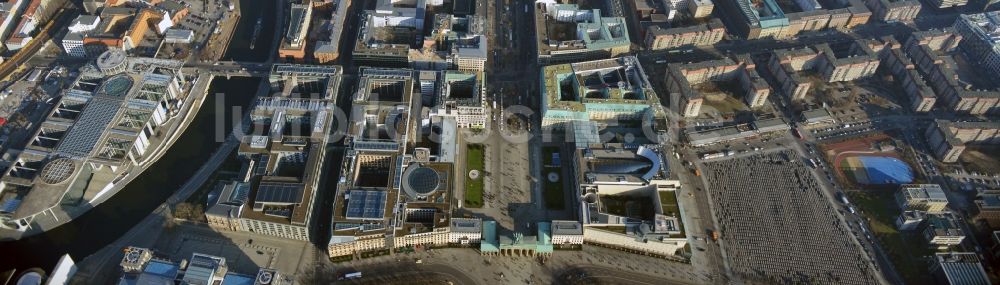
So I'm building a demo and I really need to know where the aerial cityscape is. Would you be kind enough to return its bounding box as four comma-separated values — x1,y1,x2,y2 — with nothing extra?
0,0,999,284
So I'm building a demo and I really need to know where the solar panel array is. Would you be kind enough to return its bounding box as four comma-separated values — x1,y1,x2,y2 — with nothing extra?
255,182,304,204
345,190,387,220
255,154,271,176
703,151,878,285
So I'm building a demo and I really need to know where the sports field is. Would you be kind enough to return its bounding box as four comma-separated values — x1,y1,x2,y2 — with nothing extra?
840,156,913,185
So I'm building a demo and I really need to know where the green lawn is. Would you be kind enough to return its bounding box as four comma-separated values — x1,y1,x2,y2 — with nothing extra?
464,144,485,208
659,191,686,238
543,167,564,210
849,191,934,284
659,191,680,216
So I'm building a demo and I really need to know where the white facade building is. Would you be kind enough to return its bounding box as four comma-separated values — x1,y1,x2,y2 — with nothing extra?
448,218,482,244
550,220,583,245
63,15,101,57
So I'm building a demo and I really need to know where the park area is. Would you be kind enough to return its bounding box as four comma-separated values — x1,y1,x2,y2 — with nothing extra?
848,190,934,284
464,144,484,208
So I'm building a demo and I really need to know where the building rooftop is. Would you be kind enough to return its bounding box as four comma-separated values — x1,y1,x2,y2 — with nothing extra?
535,3,629,56
958,11,1000,47
926,213,965,237
551,220,583,236
934,252,990,285
899,184,948,204
235,65,342,229
541,56,657,115
1,54,185,221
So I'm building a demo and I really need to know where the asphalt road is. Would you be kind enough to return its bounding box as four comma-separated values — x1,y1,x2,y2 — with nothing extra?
346,262,479,285
556,265,701,285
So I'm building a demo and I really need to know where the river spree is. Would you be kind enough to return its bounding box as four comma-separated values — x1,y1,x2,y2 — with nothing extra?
0,0,275,272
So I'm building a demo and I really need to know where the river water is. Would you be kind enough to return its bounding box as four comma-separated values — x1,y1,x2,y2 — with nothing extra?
0,0,275,272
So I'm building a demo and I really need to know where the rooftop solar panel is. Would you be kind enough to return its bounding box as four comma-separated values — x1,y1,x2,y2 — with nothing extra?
254,154,270,176
345,190,386,220
254,182,304,204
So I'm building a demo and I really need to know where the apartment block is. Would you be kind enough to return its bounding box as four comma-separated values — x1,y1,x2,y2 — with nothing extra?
644,18,725,50
666,54,769,117
862,0,919,22
879,44,936,112
767,40,878,100
925,120,1000,163
905,35,1000,115
689,0,716,18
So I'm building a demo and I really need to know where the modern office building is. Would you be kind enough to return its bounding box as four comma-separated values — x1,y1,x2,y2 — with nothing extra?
540,56,661,143
62,15,101,57
929,252,991,285
423,14,488,71
448,218,483,244
0,51,186,231
205,180,250,232
896,210,926,231
429,70,487,128
117,247,291,285
202,65,342,241
955,12,1000,82
925,120,1000,163
923,212,966,248
327,68,479,258
925,0,968,8
353,3,424,67
534,2,630,65
353,2,486,70
277,2,313,61
974,189,1000,228
896,184,950,212
574,143,688,257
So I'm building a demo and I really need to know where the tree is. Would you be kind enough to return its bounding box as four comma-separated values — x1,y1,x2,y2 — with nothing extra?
173,202,206,222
